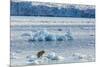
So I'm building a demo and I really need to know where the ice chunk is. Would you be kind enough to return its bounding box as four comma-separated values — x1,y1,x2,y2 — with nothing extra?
37,36,45,41
31,60,40,64
26,55,37,62
34,30,49,37
53,56,64,60
26,55,37,59
72,53,87,60
28,38,36,42
26,55,40,64
56,35,66,41
47,52,64,60
72,53,95,62
65,33,73,40
29,30,73,41
47,52,56,60
45,34,56,41
33,30,49,41
86,55,95,61
27,59,40,65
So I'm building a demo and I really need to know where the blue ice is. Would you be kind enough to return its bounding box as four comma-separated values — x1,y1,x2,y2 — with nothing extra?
28,30,73,42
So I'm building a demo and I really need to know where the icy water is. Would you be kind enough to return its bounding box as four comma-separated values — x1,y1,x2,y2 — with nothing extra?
10,16,95,66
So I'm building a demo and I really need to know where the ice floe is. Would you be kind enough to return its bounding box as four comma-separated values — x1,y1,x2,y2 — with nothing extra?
26,52,64,65
47,52,64,60
72,53,87,60
28,30,73,42
26,55,39,65
72,53,95,61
